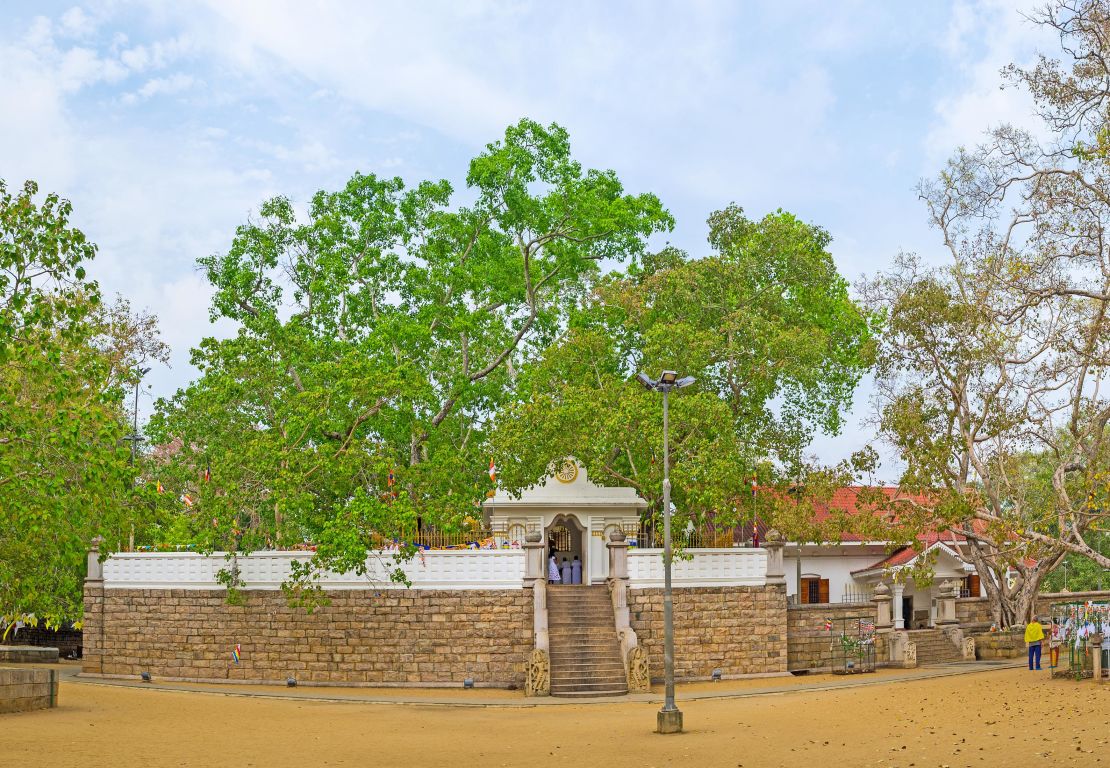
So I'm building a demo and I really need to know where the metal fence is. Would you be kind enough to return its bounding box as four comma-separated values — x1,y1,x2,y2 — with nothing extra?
841,586,873,604
625,522,745,549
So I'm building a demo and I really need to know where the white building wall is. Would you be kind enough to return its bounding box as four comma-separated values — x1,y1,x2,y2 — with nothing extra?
101,550,527,590
785,554,883,603
628,548,767,588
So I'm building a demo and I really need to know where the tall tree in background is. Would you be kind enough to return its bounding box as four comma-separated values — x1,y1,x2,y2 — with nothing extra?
491,206,876,537
148,120,672,583
868,0,1110,627
0,180,167,627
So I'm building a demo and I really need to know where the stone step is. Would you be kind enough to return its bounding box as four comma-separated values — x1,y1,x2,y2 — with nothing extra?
550,680,629,691
551,669,626,680
548,626,619,634
543,585,626,697
549,689,629,698
550,661,630,670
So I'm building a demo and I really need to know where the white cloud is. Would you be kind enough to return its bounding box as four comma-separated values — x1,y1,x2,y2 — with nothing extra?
59,7,94,38
122,72,198,102
925,0,1056,165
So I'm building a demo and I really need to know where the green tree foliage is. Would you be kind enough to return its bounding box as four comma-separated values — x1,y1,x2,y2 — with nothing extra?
867,0,1110,627
491,205,876,537
0,180,167,627
147,120,672,586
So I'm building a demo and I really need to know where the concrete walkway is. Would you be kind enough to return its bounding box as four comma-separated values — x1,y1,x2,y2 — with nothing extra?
43,660,1027,708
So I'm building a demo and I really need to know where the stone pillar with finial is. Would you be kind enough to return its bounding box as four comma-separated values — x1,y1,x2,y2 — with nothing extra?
83,536,106,675
762,528,786,586
523,530,545,587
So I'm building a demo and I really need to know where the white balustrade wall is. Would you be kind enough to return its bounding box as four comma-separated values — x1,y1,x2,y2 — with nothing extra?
101,550,527,591
627,548,768,588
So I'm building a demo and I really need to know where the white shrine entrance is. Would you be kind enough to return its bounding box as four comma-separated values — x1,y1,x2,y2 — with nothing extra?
483,460,646,585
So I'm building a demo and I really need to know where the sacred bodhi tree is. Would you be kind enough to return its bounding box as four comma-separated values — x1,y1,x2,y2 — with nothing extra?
867,0,1110,628
147,119,673,590
0,179,168,629
490,205,877,539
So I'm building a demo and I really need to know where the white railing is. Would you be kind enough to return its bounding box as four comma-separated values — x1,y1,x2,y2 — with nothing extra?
101,550,527,590
627,548,768,588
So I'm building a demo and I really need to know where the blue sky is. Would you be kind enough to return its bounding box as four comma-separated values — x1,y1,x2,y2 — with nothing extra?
0,1,1057,477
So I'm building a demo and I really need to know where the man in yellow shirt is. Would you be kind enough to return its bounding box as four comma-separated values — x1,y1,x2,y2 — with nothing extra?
1024,616,1045,670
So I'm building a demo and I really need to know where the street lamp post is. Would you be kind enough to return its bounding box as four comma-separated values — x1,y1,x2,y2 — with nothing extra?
637,370,694,735
124,367,151,551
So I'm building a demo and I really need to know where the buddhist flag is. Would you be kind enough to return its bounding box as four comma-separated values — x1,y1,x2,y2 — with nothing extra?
204,460,211,483
156,480,164,494
232,643,240,664
182,493,194,508
489,458,497,484
388,466,395,488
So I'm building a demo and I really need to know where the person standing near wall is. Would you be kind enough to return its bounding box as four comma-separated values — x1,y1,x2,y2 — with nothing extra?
1024,616,1045,671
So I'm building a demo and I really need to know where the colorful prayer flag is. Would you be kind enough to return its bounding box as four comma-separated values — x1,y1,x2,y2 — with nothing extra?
489,458,497,483
204,461,211,483
182,493,194,508
156,480,164,494
232,643,240,664
388,467,395,487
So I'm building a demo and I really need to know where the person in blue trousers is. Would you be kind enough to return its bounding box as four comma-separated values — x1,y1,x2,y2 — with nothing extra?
1024,616,1045,670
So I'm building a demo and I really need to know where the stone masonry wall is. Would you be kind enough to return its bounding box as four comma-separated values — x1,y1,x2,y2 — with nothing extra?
83,584,532,687
957,590,1110,628
787,602,889,671
0,667,59,714
627,585,787,681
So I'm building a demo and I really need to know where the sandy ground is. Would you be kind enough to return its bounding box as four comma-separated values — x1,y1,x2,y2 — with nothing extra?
1,666,1106,768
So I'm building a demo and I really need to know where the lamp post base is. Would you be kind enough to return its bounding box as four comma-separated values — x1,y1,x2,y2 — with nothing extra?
656,708,683,734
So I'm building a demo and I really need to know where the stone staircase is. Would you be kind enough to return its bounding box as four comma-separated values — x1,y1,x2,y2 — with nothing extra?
908,629,963,665
546,585,628,697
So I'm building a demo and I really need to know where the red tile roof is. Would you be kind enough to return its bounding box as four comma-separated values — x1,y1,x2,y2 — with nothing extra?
808,486,982,543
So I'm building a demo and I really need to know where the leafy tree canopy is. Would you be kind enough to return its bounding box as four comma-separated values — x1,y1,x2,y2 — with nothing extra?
0,180,167,627
147,119,672,585
491,205,876,538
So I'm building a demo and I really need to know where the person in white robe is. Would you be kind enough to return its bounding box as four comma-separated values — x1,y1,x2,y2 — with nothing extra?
548,548,561,583
560,557,572,585
571,555,582,585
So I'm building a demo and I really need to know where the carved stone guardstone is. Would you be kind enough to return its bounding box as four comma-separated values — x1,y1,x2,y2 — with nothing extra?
904,640,918,668
627,646,650,692
890,633,918,669
526,648,550,696
963,637,976,661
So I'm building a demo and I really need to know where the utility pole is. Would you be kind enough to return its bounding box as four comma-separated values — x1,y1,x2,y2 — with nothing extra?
126,367,151,551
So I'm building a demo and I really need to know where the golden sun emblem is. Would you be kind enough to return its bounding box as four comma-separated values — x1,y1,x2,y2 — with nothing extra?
555,460,578,484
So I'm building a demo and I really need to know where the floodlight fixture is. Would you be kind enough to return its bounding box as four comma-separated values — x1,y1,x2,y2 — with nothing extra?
660,370,678,385
675,376,695,389
637,372,656,390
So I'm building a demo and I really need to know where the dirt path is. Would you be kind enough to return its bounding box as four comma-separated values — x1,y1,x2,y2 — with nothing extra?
2,666,1106,767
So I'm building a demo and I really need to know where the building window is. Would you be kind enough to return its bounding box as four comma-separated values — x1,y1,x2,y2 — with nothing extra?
963,575,980,598
800,577,829,604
